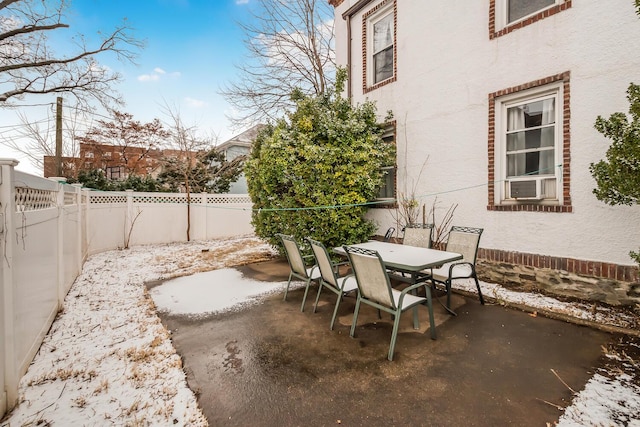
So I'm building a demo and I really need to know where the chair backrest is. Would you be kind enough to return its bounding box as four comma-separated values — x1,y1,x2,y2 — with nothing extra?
277,234,310,278
307,238,338,287
383,227,396,242
445,226,483,264
402,223,433,248
344,246,395,308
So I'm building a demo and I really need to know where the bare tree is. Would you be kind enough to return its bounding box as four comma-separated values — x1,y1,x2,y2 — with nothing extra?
0,0,142,108
220,0,335,127
76,110,171,175
161,106,213,241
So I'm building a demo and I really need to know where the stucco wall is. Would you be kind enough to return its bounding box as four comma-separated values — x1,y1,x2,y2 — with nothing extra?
334,0,640,267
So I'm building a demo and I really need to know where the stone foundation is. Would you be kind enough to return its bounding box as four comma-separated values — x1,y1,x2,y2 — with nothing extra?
477,258,640,306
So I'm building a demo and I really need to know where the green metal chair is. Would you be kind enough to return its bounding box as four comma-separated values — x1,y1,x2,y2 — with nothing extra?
430,226,484,312
344,245,436,361
402,223,434,248
307,238,358,330
277,233,320,312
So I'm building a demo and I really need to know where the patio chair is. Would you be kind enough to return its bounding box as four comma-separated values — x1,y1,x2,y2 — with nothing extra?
402,223,433,248
277,233,321,311
307,238,358,330
344,245,436,361
430,226,484,312
383,227,396,242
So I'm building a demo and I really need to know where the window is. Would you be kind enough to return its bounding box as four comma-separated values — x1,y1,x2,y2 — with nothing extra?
375,122,397,205
106,166,124,181
372,12,393,84
505,96,556,180
489,0,572,39
507,0,555,24
363,0,396,92
488,72,572,212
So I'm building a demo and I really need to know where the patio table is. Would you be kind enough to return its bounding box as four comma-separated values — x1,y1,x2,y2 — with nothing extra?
334,241,463,337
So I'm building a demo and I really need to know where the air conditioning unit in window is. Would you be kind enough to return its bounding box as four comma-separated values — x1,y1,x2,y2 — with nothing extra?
508,178,546,200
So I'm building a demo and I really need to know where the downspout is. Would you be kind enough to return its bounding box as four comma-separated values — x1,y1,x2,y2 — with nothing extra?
346,17,352,99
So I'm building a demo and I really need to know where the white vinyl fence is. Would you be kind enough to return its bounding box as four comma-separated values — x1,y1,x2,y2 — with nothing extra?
0,160,254,417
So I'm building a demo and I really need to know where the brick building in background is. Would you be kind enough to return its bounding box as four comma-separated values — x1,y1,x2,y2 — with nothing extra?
43,143,198,180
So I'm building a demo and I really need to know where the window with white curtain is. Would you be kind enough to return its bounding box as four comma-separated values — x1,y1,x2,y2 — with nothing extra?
506,97,555,178
364,1,395,89
372,11,393,84
495,83,563,203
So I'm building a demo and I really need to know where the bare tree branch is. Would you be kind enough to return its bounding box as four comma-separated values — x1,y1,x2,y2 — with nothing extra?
0,0,143,108
0,101,90,172
219,0,335,128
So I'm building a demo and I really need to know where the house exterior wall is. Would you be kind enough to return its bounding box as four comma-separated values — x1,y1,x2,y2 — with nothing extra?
332,0,640,300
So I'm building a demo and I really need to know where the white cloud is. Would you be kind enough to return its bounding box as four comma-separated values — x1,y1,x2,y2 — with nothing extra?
184,97,208,108
137,68,180,82
235,0,249,4
137,74,160,82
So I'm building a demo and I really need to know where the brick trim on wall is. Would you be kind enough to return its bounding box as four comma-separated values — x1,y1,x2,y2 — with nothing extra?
362,0,397,94
479,248,639,283
489,0,572,39
487,71,572,213
329,0,345,7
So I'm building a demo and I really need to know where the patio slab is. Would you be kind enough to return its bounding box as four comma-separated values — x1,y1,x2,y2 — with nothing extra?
152,258,615,426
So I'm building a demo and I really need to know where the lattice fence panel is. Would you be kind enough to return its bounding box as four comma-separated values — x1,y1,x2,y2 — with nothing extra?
64,191,77,205
15,187,57,212
209,195,252,204
89,194,128,204
133,195,189,204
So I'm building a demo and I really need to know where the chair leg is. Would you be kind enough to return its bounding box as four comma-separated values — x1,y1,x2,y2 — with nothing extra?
412,305,420,330
283,273,293,301
300,278,312,312
330,294,342,330
313,283,323,313
474,274,485,305
445,279,452,309
424,286,437,340
350,297,362,338
388,310,402,361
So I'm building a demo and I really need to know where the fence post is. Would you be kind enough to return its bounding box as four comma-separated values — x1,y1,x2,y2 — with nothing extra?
72,184,83,274
82,188,90,258
49,178,66,306
0,159,19,416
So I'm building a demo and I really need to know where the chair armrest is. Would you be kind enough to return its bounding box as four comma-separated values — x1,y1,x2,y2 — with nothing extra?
448,261,474,273
447,261,475,280
400,282,428,296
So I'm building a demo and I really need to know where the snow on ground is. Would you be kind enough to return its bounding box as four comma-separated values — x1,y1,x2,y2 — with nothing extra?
1,236,638,426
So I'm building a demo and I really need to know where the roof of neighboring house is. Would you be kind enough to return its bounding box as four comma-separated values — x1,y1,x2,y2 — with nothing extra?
217,124,265,151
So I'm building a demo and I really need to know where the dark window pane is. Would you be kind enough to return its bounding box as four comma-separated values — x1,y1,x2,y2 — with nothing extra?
508,0,555,23
374,46,393,83
377,167,396,199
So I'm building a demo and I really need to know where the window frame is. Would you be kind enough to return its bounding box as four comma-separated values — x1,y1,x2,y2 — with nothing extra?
362,0,397,93
489,0,572,39
487,72,572,213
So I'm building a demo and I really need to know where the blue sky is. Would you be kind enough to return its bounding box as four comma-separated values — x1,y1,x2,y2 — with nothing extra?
1,0,258,174
71,0,252,136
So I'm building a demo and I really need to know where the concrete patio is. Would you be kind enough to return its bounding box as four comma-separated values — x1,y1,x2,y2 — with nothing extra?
151,258,616,426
